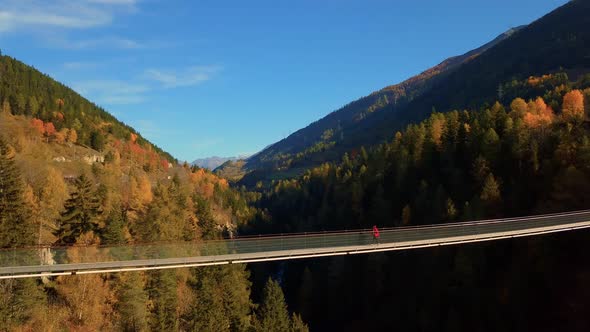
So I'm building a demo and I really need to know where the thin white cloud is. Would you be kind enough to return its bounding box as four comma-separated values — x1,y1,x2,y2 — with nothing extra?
144,66,222,88
62,36,144,50
0,0,137,32
70,64,221,105
62,57,137,70
133,119,163,138
101,95,146,105
74,80,149,95
73,80,149,105
63,61,100,70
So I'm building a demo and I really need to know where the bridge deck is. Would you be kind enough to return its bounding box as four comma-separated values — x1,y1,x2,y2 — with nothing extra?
1,210,590,279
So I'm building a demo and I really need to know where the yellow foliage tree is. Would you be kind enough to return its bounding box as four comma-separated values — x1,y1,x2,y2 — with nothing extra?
510,97,528,118
55,233,115,330
562,89,585,122
67,128,78,144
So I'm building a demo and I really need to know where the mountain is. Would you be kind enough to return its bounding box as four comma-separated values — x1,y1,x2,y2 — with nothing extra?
244,26,524,171
0,53,175,163
0,52,302,330
0,51,255,246
240,0,590,187
192,156,243,170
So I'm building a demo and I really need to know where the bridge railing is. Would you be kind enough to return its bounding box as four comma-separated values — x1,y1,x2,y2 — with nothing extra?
0,210,589,269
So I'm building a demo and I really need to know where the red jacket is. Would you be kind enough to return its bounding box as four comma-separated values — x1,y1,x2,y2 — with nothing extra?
372,226,380,238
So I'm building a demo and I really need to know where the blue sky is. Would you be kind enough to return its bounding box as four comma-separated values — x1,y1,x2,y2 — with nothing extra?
0,0,569,161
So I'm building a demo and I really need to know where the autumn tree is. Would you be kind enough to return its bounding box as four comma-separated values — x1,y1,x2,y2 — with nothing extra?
55,234,114,330
67,128,78,143
510,97,528,117
1,99,10,115
523,97,554,128
30,118,45,136
54,128,67,144
562,89,585,122
36,167,68,245
43,122,56,142
136,182,187,242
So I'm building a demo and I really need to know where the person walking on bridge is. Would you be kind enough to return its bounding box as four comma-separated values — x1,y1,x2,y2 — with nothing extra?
372,225,380,244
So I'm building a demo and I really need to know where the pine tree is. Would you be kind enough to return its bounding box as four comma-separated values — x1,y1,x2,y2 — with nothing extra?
0,278,46,330
446,198,458,221
195,194,217,240
101,207,126,245
55,174,101,245
480,174,501,203
0,136,34,247
186,264,253,332
117,272,149,332
147,270,178,331
90,131,106,151
0,137,45,329
290,313,309,332
187,267,229,331
255,278,291,332
480,173,502,217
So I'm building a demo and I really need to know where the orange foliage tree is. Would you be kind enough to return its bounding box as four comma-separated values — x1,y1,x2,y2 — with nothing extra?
523,97,554,128
562,89,585,122
30,118,45,135
54,129,67,144
43,122,56,142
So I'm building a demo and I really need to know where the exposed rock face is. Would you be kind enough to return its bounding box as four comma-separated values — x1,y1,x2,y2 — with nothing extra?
82,154,105,165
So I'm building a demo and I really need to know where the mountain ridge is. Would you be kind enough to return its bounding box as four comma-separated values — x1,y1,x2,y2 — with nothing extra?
192,155,247,170
245,25,526,172
237,0,590,188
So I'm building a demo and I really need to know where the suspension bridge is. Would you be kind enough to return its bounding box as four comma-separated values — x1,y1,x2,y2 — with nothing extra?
1,210,590,279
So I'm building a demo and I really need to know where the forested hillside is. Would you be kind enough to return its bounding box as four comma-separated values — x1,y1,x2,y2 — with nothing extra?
236,0,590,188
250,75,590,232
0,55,307,331
244,74,590,330
0,53,174,162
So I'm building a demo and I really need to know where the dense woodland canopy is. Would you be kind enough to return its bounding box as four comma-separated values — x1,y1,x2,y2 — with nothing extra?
249,75,590,233
243,76,590,331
